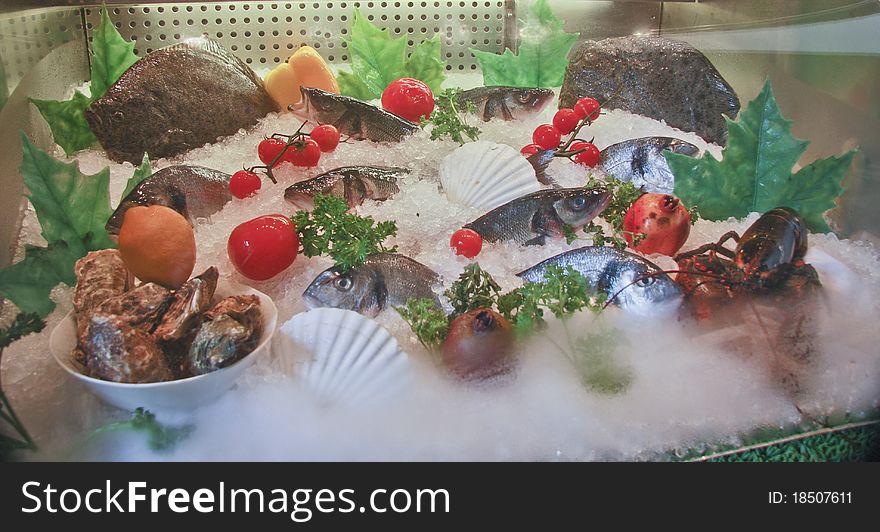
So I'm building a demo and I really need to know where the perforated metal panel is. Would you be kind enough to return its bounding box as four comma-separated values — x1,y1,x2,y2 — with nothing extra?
82,1,512,72
0,7,83,91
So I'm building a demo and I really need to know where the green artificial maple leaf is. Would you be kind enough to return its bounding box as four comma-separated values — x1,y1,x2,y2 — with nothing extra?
0,243,79,316
20,132,116,254
339,9,448,99
32,4,138,155
30,92,98,156
348,9,407,97
0,135,118,316
88,4,139,99
667,80,856,233
120,153,152,200
470,0,578,88
337,69,376,100
404,35,446,94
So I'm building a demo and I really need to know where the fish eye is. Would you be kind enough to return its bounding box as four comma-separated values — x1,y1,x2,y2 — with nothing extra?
635,276,655,287
568,196,588,211
335,276,353,291
518,92,533,103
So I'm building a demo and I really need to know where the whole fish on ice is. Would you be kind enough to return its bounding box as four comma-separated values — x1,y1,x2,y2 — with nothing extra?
303,253,441,317
296,87,419,142
464,188,611,246
518,246,683,315
599,137,699,194
106,165,232,236
284,166,407,209
453,86,554,121
85,37,277,164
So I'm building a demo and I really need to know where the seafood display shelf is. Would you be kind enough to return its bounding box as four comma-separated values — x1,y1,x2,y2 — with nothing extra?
0,1,879,461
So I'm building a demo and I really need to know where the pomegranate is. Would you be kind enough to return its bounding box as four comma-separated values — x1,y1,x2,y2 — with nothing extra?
623,193,691,256
441,308,516,381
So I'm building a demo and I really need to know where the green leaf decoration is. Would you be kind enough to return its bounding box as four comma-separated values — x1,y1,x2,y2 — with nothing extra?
20,132,116,253
0,242,79,316
470,0,578,88
337,69,376,100
339,9,447,99
30,92,98,156
348,9,407,97
120,153,152,200
667,80,856,233
88,4,139,99
31,4,138,155
404,35,446,94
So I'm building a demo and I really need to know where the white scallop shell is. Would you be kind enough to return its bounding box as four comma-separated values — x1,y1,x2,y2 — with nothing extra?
440,141,541,211
279,308,413,406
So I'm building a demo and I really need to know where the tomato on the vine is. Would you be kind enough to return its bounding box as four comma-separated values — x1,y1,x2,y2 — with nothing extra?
381,78,435,123
258,138,287,166
574,97,601,121
552,108,580,135
227,214,299,281
286,138,322,167
520,143,542,156
451,228,483,259
532,124,561,151
571,141,601,167
229,170,262,199
310,124,340,152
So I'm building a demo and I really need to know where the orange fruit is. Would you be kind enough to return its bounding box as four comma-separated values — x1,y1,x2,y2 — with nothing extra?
288,46,339,94
117,205,196,289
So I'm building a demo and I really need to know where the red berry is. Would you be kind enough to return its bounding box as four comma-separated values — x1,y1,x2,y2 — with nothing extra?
258,138,287,166
287,138,321,167
521,143,541,156
227,215,299,281
571,141,601,167
574,97,601,121
532,124,561,151
229,170,262,199
381,78,435,123
310,124,340,152
552,108,580,135
451,228,483,259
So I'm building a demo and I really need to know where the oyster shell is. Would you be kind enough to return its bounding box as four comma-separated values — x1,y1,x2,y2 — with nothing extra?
186,295,262,376
83,313,174,383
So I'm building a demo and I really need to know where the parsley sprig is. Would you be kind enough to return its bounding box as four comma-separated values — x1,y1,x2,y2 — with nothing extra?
421,88,481,145
291,194,398,271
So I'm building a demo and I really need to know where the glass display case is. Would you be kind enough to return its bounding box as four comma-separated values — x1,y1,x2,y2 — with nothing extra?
0,1,878,461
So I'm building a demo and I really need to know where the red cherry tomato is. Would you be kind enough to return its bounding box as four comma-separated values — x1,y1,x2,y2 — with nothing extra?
287,138,322,167
520,143,542,156
310,124,340,152
381,78,435,123
451,228,483,259
229,170,262,199
574,97,601,121
258,138,287,166
532,124,561,151
227,214,299,281
552,108,580,135
571,141,601,167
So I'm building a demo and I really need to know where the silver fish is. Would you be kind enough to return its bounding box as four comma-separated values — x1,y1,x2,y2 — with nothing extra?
303,253,441,317
464,188,611,246
599,137,699,194
284,166,408,209
296,87,419,142
454,86,554,121
518,246,683,316
106,166,232,236
85,37,277,164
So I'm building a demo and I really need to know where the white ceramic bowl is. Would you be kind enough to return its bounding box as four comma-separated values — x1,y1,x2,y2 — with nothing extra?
49,280,277,411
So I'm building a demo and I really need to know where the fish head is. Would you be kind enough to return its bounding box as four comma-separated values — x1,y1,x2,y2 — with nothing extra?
506,88,554,116
612,265,683,317
296,87,345,124
552,188,613,229
105,187,183,236
302,265,384,317
668,139,700,157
